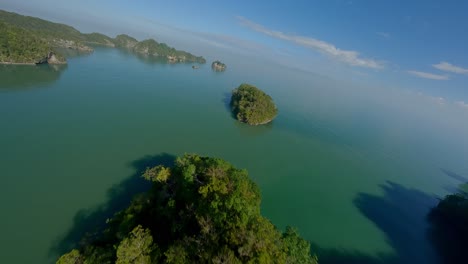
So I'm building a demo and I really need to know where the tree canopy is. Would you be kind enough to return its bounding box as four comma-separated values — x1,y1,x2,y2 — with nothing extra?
56,154,317,264
230,83,278,125
428,188,468,264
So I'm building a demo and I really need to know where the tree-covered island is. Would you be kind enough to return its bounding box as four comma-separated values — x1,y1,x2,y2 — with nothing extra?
211,60,226,71
0,10,206,65
230,83,278,125
57,154,317,264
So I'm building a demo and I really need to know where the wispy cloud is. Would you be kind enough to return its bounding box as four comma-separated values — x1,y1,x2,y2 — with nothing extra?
377,32,390,39
407,70,449,80
433,62,468,75
455,101,468,109
237,16,384,69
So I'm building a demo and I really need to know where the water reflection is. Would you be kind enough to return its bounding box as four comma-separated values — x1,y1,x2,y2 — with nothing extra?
54,47,93,59
0,64,68,91
115,48,188,67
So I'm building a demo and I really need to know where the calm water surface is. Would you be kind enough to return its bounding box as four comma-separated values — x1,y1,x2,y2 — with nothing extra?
1,48,468,263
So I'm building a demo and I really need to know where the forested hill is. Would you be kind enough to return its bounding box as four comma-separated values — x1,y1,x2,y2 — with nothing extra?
57,154,318,264
0,10,206,64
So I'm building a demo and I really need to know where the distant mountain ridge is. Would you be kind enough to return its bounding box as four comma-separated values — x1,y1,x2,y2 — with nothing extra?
0,10,206,64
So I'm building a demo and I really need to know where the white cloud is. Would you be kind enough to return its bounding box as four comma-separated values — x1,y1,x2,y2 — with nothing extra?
407,70,449,80
237,16,384,69
455,101,468,109
377,32,390,39
433,62,468,75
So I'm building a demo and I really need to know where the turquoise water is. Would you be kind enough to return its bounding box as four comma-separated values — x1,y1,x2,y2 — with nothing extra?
1,47,467,263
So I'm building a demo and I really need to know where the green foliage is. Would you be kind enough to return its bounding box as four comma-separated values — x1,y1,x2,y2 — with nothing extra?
133,39,206,63
428,192,468,263
82,33,115,46
0,9,205,64
0,10,82,42
0,21,53,63
113,34,138,49
56,154,317,263
283,226,319,264
231,83,278,125
116,225,157,264
56,249,84,264
142,165,171,183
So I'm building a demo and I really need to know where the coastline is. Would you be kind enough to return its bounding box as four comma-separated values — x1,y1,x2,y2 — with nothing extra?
0,62,36,65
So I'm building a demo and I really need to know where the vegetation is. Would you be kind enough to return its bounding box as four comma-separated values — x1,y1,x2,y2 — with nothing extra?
56,154,317,264
0,10,83,42
0,9,205,64
82,33,115,47
428,187,468,264
113,34,139,49
133,39,206,63
231,83,278,125
212,60,226,71
0,21,53,63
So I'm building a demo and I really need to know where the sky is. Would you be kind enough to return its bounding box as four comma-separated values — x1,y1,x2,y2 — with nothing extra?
2,0,468,105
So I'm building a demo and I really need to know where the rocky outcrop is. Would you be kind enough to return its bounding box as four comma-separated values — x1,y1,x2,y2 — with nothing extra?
52,39,93,52
211,60,226,71
36,52,66,65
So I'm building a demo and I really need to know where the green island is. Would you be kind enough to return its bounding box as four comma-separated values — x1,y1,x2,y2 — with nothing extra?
428,183,468,264
230,83,278,125
57,154,317,264
211,60,226,71
0,10,205,64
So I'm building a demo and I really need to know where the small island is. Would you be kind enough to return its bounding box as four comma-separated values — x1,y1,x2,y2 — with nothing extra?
230,83,278,125
56,154,317,264
211,60,226,71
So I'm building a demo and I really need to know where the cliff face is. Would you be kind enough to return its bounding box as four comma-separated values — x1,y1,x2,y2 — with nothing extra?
211,61,226,71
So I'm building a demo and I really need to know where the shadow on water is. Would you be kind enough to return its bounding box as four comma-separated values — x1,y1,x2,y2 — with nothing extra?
314,181,439,264
0,64,68,91
222,92,234,117
49,152,176,260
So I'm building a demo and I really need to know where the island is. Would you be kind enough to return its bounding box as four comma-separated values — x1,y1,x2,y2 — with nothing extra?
56,154,317,264
230,83,278,125
211,60,226,71
0,10,206,65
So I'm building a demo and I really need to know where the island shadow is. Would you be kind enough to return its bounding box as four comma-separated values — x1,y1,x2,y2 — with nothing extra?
314,181,440,264
49,152,176,260
0,64,68,91
222,92,235,119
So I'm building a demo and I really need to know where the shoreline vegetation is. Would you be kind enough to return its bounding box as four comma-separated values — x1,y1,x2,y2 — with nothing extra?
230,83,278,125
0,10,206,65
56,154,318,264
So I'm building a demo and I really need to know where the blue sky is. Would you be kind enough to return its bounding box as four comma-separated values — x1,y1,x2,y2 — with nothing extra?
2,0,468,104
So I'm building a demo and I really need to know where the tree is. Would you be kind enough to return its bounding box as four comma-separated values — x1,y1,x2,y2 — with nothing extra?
116,225,157,264
282,226,318,264
56,154,317,263
56,249,83,264
230,83,278,125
